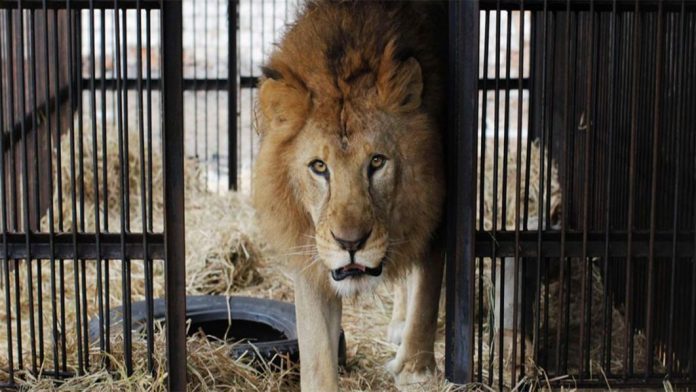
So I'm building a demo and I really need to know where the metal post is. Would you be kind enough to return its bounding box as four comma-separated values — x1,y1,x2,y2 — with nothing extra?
160,1,186,390
445,0,479,384
228,0,237,190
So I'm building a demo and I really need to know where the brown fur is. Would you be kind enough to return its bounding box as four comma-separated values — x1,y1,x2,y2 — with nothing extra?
253,1,447,389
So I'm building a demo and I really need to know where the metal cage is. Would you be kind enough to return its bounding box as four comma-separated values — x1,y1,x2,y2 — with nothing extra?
446,0,696,389
0,0,186,390
2,0,696,390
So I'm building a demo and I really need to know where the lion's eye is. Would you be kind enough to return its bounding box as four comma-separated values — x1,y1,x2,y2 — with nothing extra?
370,155,386,170
309,159,328,175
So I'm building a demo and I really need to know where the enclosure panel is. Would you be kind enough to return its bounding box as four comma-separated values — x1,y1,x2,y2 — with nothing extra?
468,0,696,389
1,1,172,389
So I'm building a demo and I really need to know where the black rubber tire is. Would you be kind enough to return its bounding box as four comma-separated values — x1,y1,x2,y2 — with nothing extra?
88,295,347,367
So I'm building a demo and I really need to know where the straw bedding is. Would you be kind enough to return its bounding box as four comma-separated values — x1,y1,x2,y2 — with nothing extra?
0,128,664,391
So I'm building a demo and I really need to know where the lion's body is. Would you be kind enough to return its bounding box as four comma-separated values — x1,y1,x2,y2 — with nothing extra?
253,1,447,390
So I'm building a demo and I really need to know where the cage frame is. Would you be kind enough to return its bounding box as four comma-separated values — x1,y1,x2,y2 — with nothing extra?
1,0,696,390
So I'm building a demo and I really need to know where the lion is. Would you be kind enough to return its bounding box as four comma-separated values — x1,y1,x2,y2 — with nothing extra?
253,1,447,390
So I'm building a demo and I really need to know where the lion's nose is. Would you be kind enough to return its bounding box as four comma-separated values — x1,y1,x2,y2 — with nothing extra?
331,229,372,253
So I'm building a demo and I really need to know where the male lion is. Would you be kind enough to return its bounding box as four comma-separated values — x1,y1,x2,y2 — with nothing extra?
253,1,447,390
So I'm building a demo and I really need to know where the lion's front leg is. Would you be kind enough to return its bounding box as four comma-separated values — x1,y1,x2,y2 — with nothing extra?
294,273,342,392
388,282,408,345
387,247,444,389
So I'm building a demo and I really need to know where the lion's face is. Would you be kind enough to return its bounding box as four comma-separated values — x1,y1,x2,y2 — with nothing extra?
290,107,403,295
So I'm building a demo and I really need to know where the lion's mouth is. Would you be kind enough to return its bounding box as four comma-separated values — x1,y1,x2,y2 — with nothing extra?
330,262,383,281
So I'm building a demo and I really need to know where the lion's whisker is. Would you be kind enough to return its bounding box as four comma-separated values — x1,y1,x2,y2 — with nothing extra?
300,255,323,274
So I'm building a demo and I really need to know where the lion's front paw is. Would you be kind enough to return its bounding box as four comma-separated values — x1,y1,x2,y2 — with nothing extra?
386,353,437,391
387,320,405,345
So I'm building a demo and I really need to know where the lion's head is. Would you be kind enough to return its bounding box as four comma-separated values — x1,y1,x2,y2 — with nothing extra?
253,1,446,297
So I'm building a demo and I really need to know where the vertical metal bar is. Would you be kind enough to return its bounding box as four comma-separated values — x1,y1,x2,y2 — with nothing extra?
28,5,45,368
144,4,155,368
479,9,489,235
489,3,500,386
0,8,15,383
512,1,524,384
499,7,513,389
111,10,116,132
523,10,535,232
227,0,237,191
501,10,512,233
51,8,67,373
66,0,85,374
7,10,18,237
146,9,153,232
579,0,595,376
645,0,664,379
688,8,696,383
248,0,253,192
161,1,187,390
216,0,221,192
135,0,153,373
100,6,111,359
193,0,198,159
624,0,641,379
602,0,618,374
667,1,686,377
75,7,90,371
6,11,24,372
555,0,570,376
476,11,489,382
248,0,253,191
203,0,208,184
113,0,132,375
41,0,59,375
121,4,132,371
634,17,653,373
445,0,477,385
659,11,675,376
542,9,556,371
521,9,537,373
121,7,129,228
17,0,39,375
533,0,548,368
87,0,105,358
237,1,240,192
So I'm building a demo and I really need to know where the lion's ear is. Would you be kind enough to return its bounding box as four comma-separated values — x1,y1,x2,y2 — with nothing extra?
258,70,311,136
377,43,423,113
